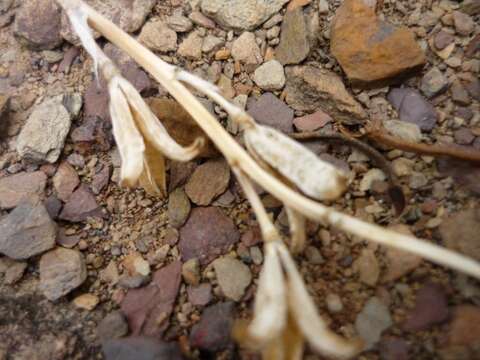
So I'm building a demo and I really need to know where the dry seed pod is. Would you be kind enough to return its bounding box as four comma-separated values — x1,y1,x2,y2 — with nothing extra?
285,206,307,254
244,125,348,201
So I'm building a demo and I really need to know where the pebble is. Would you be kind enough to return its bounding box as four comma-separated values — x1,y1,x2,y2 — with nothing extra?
138,20,177,52
247,92,294,133
275,8,310,65
231,32,263,66
166,13,193,33
182,258,200,286
420,67,448,98
59,185,102,223
178,31,203,60
189,302,235,351
325,293,343,313
353,249,380,286
444,305,480,353
452,11,475,36
0,258,27,285
451,79,471,105
360,169,386,192
403,282,449,332
39,248,87,301
14,0,63,50
103,337,183,360
97,311,129,342
168,188,191,228
200,0,289,30
379,338,409,360
440,208,480,261
185,159,230,206
331,0,425,87
0,171,47,209
91,164,111,194
189,10,216,29
383,120,422,143
250,246,263,265
123,253,151,277
454,127,475,145
355,297,393,349
201,35,224,53
17,95,79,164
285,66,367,125
0,199,56,260
293,110,332,132
121,261,182,337
305,246,324,265
434,30,455,50
53,162,80,202
387,88,438,132
73,293,100,311
409,172,428,189
213,257,252,301
187,283,212,306
461,0,480,15
253,60,285,90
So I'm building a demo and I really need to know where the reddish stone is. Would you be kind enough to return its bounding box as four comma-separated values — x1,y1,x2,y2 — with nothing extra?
59,184,102,222
447,305,480,348
241,227,262,247
91,163,111,194
53,162,80,201
293,110,332,132
187,283,212,306
0,171,47,209
247,93,294,133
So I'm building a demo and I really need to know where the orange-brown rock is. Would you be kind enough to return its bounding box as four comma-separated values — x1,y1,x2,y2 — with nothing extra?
331,0,426,87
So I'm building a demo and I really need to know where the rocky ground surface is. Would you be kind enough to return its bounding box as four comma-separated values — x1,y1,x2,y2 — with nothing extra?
0,0,479,359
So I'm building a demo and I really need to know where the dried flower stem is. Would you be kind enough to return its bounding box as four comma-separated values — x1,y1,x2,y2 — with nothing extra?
57,0,480,279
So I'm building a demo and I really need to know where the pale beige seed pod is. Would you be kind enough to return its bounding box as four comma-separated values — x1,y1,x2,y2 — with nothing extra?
244,125,348,201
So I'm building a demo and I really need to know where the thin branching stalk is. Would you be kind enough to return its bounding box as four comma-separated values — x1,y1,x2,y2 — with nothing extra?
56,0,480,280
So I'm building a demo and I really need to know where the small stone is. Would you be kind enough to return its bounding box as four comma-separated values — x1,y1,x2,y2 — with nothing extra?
463,75,480,101
360,169,386,192
138,21,177,52
354,249,380,286
97,311,129,342
293,110,332,132
190,302,235,351
187,283,212,306
17,95,76,164
73,293,100,311
232,32,262,65
318,0,329,14
420,67,448,98
387,88,437,132
185,159,230,206
0,171,47,209
444,305,480,353
14,0,62,50
383,120,422,143
275,8,310,65
2,260,27,285
92,164,111,194
53,162,80,202
213,257,252,301
452,11,475,36
178,31,203,60
285,66,367,125
326,293,343,313
42,50,64,63
250,246,263,265
379,338,409,360
241,227,262,247
461,0,480,15
440,209,480,261
0,199,56,260
451,79,471,105
200,0,289,31
434,30,455,50
305,246,324,265
217,74,235,99
167,188,191,228
454,127,475,145
39,248,87,301
391,158,414,178
182,258,200,286
247,92,294,133
330,0,425,87
59,185,101,222
403,283,449,332
409,172,428,189
167,13,193,32
202,35,224,53
103,337,183,360
100,261,119,285
355,297,393,350
189,10,216,29
253,60,285,90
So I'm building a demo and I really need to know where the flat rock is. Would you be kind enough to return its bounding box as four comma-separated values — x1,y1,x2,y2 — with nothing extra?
253,60,285,90
353,249,380,286
169,161,197,191
103,337,183,360
213,257,252,301
420,67,448,98
331,0,425,87
0,171,47,209
97,311,129,343
39,248,87,301
61,0,155,44
138,21,177,52
190,302,235,352
91,164,111,194
121,261,182,337
200,0,289,30
178,31,203,60
285,66,367,125
275,8,310,65
403,282,449,332
231,32,262,66
53,162,80,202
383,119,422,143
0,199,56,260
59,184,101,223
187,283,212,306
247,92,294,133
185,159,230,206
355,297,393,350
453,11,475,36
17,95,78,164
168,188,191,228
440,208,480,261
387,88,437,132
293,110,332,132
179,207,240,265
382,245,422,283
14,0,63,50
167,13,193,32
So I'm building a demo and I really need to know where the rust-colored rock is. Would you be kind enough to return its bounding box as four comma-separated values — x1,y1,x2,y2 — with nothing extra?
331,0,426,87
